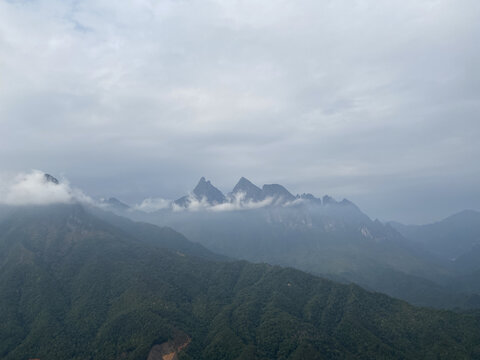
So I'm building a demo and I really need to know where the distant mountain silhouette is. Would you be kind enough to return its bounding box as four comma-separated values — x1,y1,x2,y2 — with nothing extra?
174,177,226,206
231,177,263,201
391,210,480,261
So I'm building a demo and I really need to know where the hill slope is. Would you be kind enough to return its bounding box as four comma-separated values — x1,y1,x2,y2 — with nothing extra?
1,204,480,359
391,210,480,262
133,199,479,309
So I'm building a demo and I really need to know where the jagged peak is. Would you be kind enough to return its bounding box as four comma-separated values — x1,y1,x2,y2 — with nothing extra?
192,177,226,204
229,178,263,202
232,177,262,197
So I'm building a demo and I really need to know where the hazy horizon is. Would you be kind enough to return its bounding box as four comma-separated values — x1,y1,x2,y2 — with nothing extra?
0,169,477,225
1,0,479,223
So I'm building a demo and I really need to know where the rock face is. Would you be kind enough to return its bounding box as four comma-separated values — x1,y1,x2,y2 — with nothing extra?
231,177,263,201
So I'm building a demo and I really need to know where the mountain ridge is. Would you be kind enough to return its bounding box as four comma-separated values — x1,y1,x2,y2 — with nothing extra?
172,177,327,209
1,203,480,359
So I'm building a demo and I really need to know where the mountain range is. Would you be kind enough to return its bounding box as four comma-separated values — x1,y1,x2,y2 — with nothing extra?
1,202,480,359
100,177,480,311
390,210,480,263
171,177,317,208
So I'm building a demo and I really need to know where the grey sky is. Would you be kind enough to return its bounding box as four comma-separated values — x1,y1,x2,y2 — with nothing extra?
1,0,479,223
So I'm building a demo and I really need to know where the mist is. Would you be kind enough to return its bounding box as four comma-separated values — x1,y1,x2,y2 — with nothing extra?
0,170,91,206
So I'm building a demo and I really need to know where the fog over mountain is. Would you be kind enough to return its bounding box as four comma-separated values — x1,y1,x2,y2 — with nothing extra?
120,176,480,310
0,170,91,206
2,1,480,358
1,0,480,223
4,170,479,311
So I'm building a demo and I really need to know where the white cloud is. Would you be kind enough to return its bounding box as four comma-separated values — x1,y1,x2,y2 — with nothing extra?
168,192,276,213
208,192,275,212
171,195,211,212
133,197,171,212
0,170,92,206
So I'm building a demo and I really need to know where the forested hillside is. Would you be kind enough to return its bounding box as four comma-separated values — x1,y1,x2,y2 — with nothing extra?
1,204,479,359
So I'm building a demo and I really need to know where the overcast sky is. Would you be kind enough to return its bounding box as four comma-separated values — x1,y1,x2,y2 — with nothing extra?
1,0,479,223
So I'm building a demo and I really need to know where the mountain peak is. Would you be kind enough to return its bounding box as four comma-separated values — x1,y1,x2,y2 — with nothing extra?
262,184,295,203
237,176,250,184
192,177,226,204
231,177,263,201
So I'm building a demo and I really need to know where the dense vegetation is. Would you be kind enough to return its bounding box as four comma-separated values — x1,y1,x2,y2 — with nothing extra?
1,204,480,359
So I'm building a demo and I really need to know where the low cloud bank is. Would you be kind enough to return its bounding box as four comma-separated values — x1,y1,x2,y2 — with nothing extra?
0,171,309,211
207,192,275,212
134,192,277,213
0,170,92,206
133,197,171,213
167,192,303,213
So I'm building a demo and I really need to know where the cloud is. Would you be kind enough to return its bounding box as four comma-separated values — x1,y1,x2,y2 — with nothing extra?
133,197,171,213
208,192,275,212
0,0,479,222
171,195,211,212
168,192,278,213
0,170,92,206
